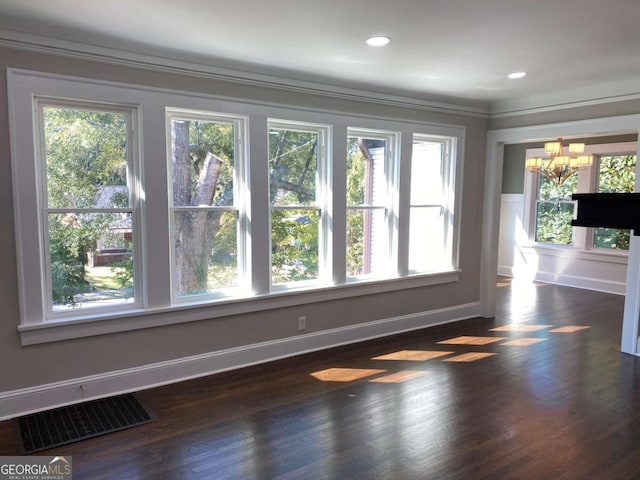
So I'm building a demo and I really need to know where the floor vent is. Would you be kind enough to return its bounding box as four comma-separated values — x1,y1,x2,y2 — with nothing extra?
17,393,154,453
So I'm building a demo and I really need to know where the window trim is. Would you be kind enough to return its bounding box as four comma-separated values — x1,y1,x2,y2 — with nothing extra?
165,108,250,303
267,119,331,289
345,128,399,281
408,134,458,274
26,98,144,322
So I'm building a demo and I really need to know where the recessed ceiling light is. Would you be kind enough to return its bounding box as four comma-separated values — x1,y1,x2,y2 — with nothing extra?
366,36,391,47
508,72,527,79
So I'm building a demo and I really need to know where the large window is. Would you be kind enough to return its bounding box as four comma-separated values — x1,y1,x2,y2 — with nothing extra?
39,102,139,315
526,142,637,251
9,70,463,343
346,130,395,279
168,111,246,299
268,122,327,287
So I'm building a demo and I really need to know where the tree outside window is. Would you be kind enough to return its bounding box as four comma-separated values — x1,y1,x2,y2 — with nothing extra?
593,155,636,250
42,105,135,310
269,125,323,285
534,173,577,245
169,113,242,298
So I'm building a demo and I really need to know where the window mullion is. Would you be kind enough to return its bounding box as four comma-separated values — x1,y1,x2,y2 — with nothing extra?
142,103,172,309
396,130,413,276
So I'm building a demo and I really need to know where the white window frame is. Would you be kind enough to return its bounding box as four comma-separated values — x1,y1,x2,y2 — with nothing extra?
166,109,249,302
345,128,399,281
267,119,330,290
407,134,458,274
524,141,638,254
37,99,143,318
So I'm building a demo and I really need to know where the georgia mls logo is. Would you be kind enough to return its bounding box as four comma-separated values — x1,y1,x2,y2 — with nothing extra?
0,455,72,479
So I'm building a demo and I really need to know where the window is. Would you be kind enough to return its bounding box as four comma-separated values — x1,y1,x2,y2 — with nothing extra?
409,136,456,272
9,70,463,343
593,154,636,250
268,122,328,287
346,130,395,279
525,142,637,251
168,111,247,299
39,101,140,315
533,174,577,245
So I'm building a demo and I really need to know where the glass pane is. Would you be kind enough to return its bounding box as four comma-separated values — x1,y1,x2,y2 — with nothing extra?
593,155,635,251
535,202,574,245
411,140,444,205
594,227,630,250
409,207,449,272
271,209,319,284
269,128,318,206
170,119,235,207
174,210,239,296
537,173,576,201
49,212,134,310
44,107,129,209
346,208,388,277
598,155,636,193
346,136,387,207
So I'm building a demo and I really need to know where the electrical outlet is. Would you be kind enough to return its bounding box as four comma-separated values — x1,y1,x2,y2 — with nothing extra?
298,316,306,331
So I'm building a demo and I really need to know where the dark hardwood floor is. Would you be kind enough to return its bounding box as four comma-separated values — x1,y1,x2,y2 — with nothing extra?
3,278,640,479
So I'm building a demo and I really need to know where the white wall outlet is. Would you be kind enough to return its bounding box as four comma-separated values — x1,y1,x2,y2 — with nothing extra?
298,316,306,331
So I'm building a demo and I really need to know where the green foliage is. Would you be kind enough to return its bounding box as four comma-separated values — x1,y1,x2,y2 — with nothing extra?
271,209,319,283
535,174,576,245
593,155,636,250
269,129,319,282
535,202,574,245
269,129,317,205
346,138,366,275
44,107,129,305
113,249,134,289
45,108,127,208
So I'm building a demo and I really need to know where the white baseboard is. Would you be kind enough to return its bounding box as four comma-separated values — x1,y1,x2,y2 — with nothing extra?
497,265,514,277
0,302,480,420
499,266,625,295
533,271,625,295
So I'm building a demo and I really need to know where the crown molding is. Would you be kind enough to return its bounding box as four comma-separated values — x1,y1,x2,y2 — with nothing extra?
0,29,489,118
489,78,640,119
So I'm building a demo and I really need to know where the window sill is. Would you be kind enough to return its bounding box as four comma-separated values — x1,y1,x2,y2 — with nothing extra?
18,269,460,345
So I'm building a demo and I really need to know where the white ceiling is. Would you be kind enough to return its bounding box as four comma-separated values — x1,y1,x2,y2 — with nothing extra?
1,0,640,113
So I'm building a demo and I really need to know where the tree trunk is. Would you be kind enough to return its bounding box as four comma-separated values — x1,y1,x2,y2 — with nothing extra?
172,121,225,295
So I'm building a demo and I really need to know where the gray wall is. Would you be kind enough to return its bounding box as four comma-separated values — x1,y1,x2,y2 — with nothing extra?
0,46,488,393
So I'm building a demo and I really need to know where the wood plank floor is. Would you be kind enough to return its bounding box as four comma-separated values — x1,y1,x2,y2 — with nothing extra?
3,278,640,479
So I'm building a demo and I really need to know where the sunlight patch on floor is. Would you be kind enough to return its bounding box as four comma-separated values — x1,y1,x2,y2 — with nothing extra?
443,352,497,363
369,371,429,383
491,325,553,332
372,350,454,361
500,338,547,346
310,368,386,382
438,336,507,346
549,326,591,333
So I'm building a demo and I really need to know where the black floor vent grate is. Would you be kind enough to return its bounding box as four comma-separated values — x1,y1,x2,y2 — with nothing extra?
17,393,154,454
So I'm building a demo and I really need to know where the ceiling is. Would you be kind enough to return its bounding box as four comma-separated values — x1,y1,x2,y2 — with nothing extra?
1,0,640,114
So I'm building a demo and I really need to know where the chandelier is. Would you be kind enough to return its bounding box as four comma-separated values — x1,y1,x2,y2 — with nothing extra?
525,137,593,185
